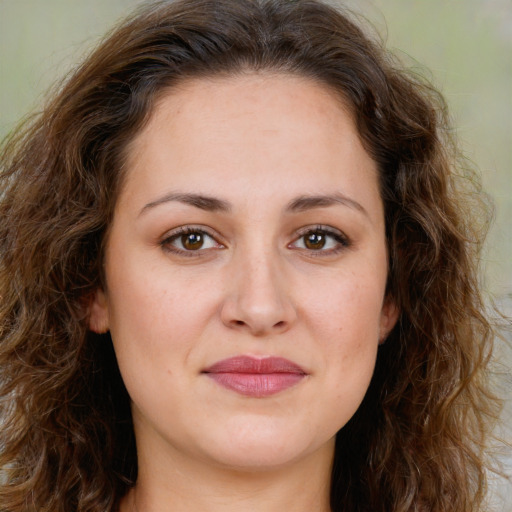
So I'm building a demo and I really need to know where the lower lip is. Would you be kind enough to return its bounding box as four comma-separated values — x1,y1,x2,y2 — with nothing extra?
205,372,305,397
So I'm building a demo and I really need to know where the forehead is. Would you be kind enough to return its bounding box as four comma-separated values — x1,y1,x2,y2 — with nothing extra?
119,73,381,219
127,72,357,160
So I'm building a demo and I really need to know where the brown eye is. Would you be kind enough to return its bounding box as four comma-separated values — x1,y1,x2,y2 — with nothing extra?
290,227,350,254
181,232,204,250
304,231,326,250
162,228,221,254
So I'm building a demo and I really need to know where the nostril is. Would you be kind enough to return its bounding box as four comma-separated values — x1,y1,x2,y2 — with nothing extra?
234,320,245,326
274,321,286,329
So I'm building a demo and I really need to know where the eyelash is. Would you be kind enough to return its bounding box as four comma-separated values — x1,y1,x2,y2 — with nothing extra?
160,226,224,257
160,225,351,257
289,225,351,256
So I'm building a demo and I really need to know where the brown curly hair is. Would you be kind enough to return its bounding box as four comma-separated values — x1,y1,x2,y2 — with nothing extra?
0,0,500,510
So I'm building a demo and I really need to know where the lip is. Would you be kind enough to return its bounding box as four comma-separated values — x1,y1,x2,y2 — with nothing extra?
202,356,307,398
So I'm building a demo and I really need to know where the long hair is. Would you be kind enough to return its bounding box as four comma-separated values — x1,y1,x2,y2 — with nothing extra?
0,1,499,510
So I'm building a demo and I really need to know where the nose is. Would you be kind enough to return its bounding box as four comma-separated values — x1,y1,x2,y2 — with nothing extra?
220,248,297,336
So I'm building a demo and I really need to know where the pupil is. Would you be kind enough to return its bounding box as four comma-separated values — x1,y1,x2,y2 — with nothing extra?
182,232,203,250
305,232,325,250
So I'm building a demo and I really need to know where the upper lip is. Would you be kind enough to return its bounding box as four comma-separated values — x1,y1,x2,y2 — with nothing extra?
202,356,306,375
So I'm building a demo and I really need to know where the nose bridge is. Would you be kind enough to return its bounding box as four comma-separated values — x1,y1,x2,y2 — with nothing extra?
242,244,282,305
221,238,296,335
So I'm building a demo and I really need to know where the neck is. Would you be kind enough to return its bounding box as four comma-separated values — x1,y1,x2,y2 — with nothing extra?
121,440,334,512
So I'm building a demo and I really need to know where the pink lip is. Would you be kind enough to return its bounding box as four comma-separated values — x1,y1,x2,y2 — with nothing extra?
202,356,307,397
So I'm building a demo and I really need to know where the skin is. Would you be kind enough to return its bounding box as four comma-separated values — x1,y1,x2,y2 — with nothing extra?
90,73,398,512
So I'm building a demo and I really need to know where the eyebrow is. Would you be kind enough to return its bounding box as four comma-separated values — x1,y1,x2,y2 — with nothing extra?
140,192,231,216
139,191,367,217
286,193,368,217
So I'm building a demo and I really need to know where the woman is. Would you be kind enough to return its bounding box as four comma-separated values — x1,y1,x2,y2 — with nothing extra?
0,0,500,510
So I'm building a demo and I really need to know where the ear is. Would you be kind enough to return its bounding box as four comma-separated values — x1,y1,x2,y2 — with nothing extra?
88,288,110,334
378,296,399,344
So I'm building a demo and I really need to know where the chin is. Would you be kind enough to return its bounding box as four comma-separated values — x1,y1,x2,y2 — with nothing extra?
211,447,308,472
198,421,333,471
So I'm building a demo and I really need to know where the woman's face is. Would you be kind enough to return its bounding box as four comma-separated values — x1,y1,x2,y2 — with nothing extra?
90,74,398,472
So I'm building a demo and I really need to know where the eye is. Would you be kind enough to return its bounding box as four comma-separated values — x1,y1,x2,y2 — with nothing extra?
290,226,350,254
161,227,223,255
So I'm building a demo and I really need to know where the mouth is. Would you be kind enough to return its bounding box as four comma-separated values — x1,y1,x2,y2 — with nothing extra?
202,356,307,398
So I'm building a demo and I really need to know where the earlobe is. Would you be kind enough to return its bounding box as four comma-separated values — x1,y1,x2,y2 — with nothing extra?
88,288,110,334
379,297,399,344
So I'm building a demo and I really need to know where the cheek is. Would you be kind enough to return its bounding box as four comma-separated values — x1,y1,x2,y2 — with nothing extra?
302,274,384,407
106,250,214,341
306,275,385,344
104,264,197,389
105,271,208,415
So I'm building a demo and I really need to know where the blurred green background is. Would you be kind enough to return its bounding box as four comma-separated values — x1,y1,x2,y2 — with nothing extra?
0,0,511,506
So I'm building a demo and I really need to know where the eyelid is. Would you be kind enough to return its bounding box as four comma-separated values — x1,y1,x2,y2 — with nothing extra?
294,224,348,240
160,225,225,255
158,224,350,257
289,224,351,253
